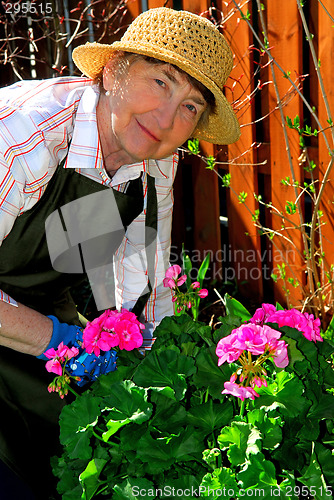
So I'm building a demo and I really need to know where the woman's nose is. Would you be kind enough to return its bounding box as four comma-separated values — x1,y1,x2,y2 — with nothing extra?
154,102,178,130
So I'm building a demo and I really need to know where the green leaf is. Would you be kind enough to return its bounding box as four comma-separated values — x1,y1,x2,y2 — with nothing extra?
59,394,102,460
187,400,233,434
198,253,211,286
218,421,262,466
52,455,88,496
148,391,187,431
224,293,251,321
79,458,107,500
237,452,278,491
313,442,334,488
213,314,243,343
113,478,157,499
137,426,204,472
161,476,201,498
299,443,332,497
188,138,200,154
152,315,205,351
245,409,283,450
133,349,196,400
182,246,193,289
307,390,334,420
200,468,239,498
324,315,334,341
254,371,310,417
193,346,234,400
102,418,131,442
101,380,152,425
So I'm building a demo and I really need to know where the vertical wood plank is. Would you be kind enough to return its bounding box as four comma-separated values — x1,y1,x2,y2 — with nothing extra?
221,0,263,301
182,0,209,15
266,0,305,307
147,0,173,8
126,0,142,17
317,0,334,316
191,141,222,278
182,0,222,277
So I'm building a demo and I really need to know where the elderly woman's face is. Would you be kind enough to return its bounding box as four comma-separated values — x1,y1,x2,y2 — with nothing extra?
103,58,208,161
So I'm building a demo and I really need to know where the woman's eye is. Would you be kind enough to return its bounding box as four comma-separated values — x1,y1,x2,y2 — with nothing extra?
185,103,197,114
155,79,166,87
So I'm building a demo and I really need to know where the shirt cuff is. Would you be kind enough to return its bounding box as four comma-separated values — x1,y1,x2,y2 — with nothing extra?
0,290,18,307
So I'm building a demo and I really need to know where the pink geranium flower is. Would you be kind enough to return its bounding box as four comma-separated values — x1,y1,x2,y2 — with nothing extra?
82,308,145,355
163,265,187,289
232,324,268,355
165,264,182,278
114,320,143,351
268,308,323,343
216,332,242,365
46,358,63,376
271,339,289,368
44,342,79,376
222,380,260,401
191,281,200,289
82,322,103,356
198,288,208,298
250,303,277,325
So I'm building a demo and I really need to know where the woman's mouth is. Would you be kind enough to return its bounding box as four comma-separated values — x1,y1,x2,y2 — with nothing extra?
136,120,160,142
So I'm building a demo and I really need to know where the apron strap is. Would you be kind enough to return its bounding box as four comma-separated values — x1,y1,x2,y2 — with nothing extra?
132,174,158,318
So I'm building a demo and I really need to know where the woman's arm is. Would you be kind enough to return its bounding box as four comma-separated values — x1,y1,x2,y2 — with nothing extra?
0,300,53,356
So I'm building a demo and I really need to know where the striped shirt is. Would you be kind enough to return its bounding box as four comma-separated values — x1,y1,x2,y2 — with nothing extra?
0,76,177,340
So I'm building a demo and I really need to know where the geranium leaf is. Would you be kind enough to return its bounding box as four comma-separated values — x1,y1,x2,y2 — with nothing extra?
237,452,277,491
161,475,201,498
313,442,334,487
187,400,233,434
102,418,131,442
137,426,204,472
218,421,261,466
245,409,283,450
200,468,239,498
133,349,196,401
79,458,107,500
113,478,156,499
149,392,187,431
100,380,152,424
254,372,310,417
299,443,331,495
193,347,234,400
59,394,102,460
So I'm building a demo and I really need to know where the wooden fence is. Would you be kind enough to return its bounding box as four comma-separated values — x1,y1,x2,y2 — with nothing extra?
1,0,333,314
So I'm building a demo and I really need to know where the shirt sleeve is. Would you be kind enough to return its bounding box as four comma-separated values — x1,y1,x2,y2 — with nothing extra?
0,151,22,306
114,175,175,347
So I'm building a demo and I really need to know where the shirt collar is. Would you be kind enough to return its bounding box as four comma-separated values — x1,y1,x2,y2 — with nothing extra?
65,83,177,183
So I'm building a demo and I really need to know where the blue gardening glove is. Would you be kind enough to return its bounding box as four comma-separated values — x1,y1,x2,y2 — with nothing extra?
37,315,117,387
67,349,117,387
36,315,83,360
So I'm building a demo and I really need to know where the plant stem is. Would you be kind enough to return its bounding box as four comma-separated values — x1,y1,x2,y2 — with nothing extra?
239,400,246,417
67,384,79,398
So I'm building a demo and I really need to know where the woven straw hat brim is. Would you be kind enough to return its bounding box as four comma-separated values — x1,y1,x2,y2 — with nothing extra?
72,41,240,145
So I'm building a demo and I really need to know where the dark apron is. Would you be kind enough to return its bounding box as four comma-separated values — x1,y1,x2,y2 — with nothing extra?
0,163,157,498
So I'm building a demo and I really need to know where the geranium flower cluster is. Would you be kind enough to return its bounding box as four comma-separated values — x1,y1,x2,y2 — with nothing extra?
163,264,208,313
44,342,80,399
217,304,323,402
217,323,289,402
83,309,145,355
250,303,322,342
44,309,144,398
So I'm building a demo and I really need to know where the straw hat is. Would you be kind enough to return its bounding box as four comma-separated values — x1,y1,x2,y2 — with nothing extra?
72,7,240,145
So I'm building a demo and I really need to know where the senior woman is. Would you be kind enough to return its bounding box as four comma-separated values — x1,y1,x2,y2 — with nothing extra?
0,7,239,499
